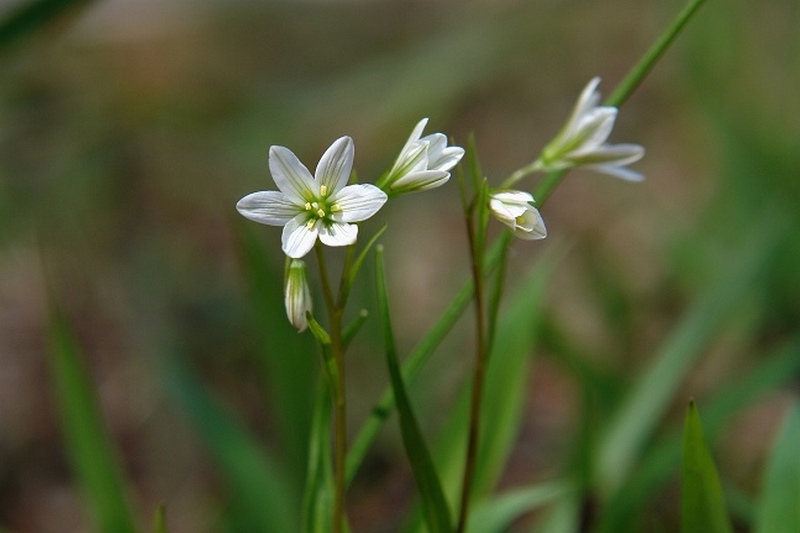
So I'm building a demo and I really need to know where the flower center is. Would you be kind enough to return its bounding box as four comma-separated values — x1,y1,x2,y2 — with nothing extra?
303,195,342,229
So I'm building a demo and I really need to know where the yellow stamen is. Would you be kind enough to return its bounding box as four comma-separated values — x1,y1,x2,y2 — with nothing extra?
316,209,326,218
320,185,328,196
331,204,342,213
304,202,312,211
306,219,316,230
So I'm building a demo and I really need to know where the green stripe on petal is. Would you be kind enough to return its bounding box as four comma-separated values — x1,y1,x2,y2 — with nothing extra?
270,145,317,204
315,136,354,195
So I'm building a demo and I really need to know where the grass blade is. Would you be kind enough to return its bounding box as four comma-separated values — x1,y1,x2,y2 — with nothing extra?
302,386,335,533
596,224,779,494
755,401,800,533
597,337,800,532
165,356,298,532
682,401,732,533
47,305,138,533
467,482,569,533
376,245,453,533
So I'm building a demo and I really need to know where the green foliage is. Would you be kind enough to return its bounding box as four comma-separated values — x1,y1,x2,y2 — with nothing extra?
165,358,299,532
47,304,138,533
755,402,800,533
681,401,732,533
376,246,453,533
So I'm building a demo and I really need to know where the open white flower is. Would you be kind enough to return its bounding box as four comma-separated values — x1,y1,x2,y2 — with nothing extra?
378,118,465,194
489,190,547,240
284,259,312,332
539,77,645,181
237,136,388,258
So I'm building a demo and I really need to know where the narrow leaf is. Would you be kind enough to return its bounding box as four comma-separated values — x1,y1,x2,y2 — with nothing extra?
48,305,137,533
467,482,569,533
755,402,800,533
302,385,335,533
375,246,453,533
597,225,777,494
682,401,733,533
165,357,298,532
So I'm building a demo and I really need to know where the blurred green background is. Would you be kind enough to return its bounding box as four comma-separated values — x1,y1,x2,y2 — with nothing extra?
1,0,798,531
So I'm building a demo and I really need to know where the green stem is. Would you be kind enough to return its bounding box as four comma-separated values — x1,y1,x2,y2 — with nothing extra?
315,244,347,533
605,0,707,108
344,0,706,488
456,204,490,533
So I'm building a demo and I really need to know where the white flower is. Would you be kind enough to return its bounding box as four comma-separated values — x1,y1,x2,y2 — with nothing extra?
489,190,547,240
540,77,645,181
378,118,465,194
237,136,388,258
284,259,312,332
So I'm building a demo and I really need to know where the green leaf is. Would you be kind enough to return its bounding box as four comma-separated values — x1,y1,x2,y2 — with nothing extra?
682,401,732,533
597,337,800,532
302,386,335,533
47,305,137,533
153,503,169,533
375,246,453,533
755,402,800,533
467,482,569,533
596,224,778,494
165,357,299,532
236,221,315,484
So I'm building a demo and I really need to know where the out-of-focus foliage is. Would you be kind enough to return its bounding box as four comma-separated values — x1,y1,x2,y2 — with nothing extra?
1,0,798,531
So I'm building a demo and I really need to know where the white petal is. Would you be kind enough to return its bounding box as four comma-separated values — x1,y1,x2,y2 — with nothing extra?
424,134,464,172
576,143,644,166
489,198,517,225
332,184,388,222
562,77,602,139
269,146,317,204
514,206,547,240
589,164,645,182
236,191,300,225
389,141,429,180
491,190,534,205
281,215,319,258
315,136,354,194
398,118,428,160
571,107,617,153
319,222,358,247
390,170,449,193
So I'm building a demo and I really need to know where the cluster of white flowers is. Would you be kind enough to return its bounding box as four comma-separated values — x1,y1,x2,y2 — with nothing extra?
236,79,644,329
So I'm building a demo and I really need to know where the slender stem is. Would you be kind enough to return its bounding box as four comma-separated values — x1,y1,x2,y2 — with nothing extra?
500,159,544,190
605,0,707,108
456,205,489,533
315,244,347,533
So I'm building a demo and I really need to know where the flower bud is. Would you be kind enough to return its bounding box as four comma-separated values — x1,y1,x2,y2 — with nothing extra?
284,259,312,332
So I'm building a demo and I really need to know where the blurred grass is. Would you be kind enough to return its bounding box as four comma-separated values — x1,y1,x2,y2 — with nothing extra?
1,0,799,531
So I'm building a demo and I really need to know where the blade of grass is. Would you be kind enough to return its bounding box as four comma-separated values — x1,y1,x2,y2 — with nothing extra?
682,401,733,533
755,401,800,533
237,221,315,483
376,245,453,533
596,222,780,494
467,481,570,533
302,385,335,533
48,304,138,533
404,250,556,533
597,336,800,532
164,356,298,532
